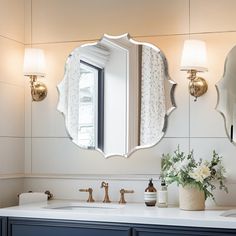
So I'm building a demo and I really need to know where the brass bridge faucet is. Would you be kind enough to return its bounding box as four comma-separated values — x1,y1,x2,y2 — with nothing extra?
79,188,95,202
101,181,111,203
119,189,134,204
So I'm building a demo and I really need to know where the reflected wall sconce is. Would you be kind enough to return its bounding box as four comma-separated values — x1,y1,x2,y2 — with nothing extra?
23,48,47,101
180,39,208,101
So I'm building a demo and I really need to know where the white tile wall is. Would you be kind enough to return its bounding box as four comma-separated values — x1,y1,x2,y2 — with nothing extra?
191,0,236,34
0,178,24,208
0,83,24,137
0,0,25,207
0,37,25,86
0,0,25,43
30,137,188,175
24,0,31,45
0,138,24,174
24,81,32,137
30,0,189,44
21,0,236,207
24,137,32,174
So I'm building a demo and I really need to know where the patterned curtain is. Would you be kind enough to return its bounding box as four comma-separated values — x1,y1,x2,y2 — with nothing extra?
57,49,81,144
140,45,166,145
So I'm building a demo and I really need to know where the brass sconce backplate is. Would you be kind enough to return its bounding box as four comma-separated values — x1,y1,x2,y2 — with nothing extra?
31,82,47,101
30,75,47,102
189,76,208,98
187,70,208,101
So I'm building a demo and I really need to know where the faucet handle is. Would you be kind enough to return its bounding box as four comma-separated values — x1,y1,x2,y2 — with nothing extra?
119,189,134,204
45,190,53,200
79,188,95,202
101,181,108,188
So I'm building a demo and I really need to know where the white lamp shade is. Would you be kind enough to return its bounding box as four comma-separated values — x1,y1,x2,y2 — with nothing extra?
23,48,46,76
180,39,208,72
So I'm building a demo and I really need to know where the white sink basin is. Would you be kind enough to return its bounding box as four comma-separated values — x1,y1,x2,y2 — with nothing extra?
221,209,236,218
44,202,124,211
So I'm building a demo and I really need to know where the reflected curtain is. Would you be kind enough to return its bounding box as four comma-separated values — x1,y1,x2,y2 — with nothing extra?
140,45,166,145
57,49,81,144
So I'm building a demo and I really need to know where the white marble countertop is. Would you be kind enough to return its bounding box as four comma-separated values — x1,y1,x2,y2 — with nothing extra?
0,200,236,229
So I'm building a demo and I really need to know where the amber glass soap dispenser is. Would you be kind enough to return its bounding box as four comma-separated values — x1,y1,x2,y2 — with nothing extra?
144,179,157,206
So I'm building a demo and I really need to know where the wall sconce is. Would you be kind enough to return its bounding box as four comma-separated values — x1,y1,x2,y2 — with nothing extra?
180,39,208,101
23,48,47,102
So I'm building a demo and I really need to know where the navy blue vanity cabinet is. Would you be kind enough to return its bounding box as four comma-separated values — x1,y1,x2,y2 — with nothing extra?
8,218,131,236
133,225,236,236
6,218,236,236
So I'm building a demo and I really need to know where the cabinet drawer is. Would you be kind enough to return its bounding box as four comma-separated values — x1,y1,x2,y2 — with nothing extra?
8,218,131,236
133,225,236,236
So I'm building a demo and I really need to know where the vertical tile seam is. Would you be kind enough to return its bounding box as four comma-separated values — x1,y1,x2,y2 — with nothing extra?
30,0,33,174
188,0,191,152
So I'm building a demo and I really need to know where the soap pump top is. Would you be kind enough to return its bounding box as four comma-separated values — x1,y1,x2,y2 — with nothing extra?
161,180,167,189
145,179,157,192
158,179,168,208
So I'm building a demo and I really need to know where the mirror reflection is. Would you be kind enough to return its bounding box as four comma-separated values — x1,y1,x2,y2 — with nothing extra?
216,45,236,143
57,34,176,157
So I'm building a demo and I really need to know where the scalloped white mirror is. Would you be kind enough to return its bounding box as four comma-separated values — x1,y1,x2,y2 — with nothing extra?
216,45,236,143
57,34,176,158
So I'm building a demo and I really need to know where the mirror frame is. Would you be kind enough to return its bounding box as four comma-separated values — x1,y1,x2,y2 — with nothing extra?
57,33,177,158
216,45,236,143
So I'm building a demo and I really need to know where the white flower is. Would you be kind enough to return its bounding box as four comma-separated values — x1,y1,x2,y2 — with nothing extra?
189,169,204,182
189,165,211,183
200,165,211,179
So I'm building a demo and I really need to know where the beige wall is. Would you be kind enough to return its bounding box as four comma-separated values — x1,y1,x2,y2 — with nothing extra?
0,0,25,207
23,0,236,205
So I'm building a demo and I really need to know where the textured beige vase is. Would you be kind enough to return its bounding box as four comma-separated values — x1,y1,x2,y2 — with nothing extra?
179,185,205,211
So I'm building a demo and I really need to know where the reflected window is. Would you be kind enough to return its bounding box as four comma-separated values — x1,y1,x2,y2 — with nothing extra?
78,61,104,149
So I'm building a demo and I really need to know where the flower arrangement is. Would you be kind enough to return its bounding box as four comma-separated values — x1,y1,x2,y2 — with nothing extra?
161,147,228,200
